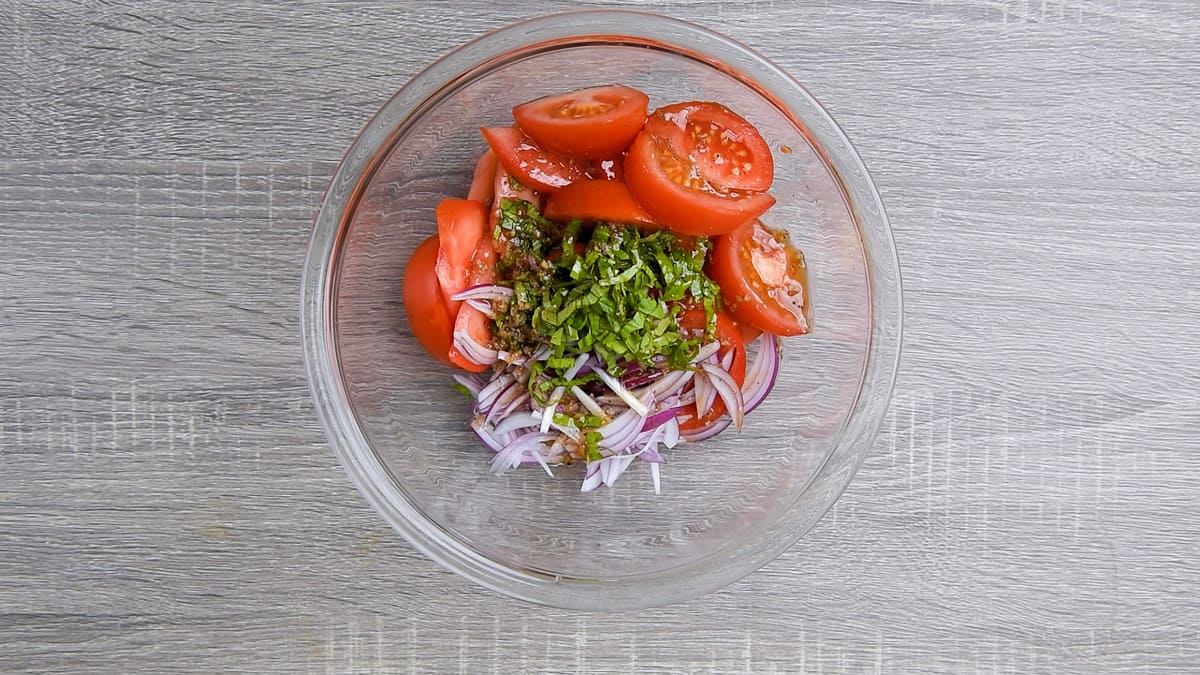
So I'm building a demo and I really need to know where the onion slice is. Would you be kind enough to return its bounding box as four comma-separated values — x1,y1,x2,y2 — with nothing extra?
593,367,650,416
450,284,513,302
742,333,782,414
701,362,745,431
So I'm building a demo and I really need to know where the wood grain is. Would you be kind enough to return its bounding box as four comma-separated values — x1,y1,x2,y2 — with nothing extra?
2,0,1199,672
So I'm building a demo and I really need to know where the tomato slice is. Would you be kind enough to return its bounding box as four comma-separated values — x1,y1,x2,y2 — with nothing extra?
467,149,497,206
625,101,775,236
512,85,650,159
676,309,747,431
542,180,659,228
446,239,496,373
434,198,488,314
403,235,455,366
481,126,588,193
709,220,811,336
647,102,774,193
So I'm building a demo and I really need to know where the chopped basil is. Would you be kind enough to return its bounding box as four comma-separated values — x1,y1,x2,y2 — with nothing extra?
490,198,719,402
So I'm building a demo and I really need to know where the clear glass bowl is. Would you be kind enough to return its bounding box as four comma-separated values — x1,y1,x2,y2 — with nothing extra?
302,10,901,610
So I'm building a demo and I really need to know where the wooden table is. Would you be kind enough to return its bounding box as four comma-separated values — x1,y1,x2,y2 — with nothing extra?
3,1,1197,671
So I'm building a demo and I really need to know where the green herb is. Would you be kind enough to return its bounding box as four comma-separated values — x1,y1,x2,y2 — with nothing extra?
490,199,720,404
451,383,473,399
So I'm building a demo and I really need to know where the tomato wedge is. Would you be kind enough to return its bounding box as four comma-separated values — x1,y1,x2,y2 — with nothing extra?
467,149,497,206
543,180,659,228
513,85,649,159
709,220,811,336
434,198,488,314
403,234,455,366
676,309,747,431
446,239,496,373
648,102,774,193
481,127,587,193
625,101,776,236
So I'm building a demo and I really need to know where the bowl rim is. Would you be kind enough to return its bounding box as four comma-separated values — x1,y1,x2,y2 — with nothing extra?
301,8,903,611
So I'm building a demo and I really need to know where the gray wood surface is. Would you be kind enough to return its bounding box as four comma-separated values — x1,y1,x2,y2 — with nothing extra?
2,0,1198,672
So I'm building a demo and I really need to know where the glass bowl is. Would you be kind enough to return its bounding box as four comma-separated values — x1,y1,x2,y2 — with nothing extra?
301,9,901,610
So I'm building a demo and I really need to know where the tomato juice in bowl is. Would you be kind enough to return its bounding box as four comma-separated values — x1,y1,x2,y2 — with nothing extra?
302,10,901,610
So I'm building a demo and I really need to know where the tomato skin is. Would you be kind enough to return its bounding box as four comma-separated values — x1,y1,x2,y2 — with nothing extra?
709,220,811,336
543,180,660,228
467,149,497,206
481,127,588,193
513,85,649,159
434,198,489,314
403,235,455,366
625,129,776,236
676,309,747,431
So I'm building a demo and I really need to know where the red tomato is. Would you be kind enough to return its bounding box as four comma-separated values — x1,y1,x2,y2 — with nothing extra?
403,235,455,366
467,149,497,206
709,220,811,336
434,198,488,314
512,85,650,159
446,239,496,373
542,180,659,228
625,101,776,236
647,102,774,193
481,127,588,193
676,309,747,431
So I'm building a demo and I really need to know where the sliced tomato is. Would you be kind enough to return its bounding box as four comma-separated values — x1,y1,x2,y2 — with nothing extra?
512,85,649,159
481,126,588,193
709,220,811,336
446,239,496,373
543,180,659,228
403,235,455,366
624,101,776,236
648,102,774,193
467,149,497,206
434,198,488,314
676,309,747,431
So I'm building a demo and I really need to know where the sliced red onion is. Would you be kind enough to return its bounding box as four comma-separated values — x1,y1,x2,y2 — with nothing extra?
527,445,554,477
642,406,683,432
742,333,782,414
581,462,603,492
484,381,524,423
640,444,665,464
691,341,720,364
465,298,497,318
476,373,514,410
593,366,650,416
679,416,731,442
701,362,745,431
538,386,566,434
693,370,716,418
453,328,498,367
453,374,485,397
662,417,680,448
596,408,643,451
490,432,555,474
450,284,513,302
650,462,661,495
493,411,540,436
496,390,530,421
564,352,591,379
720,347,735,370
570,385,606,418
471,418,504,452
604,454,637,487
